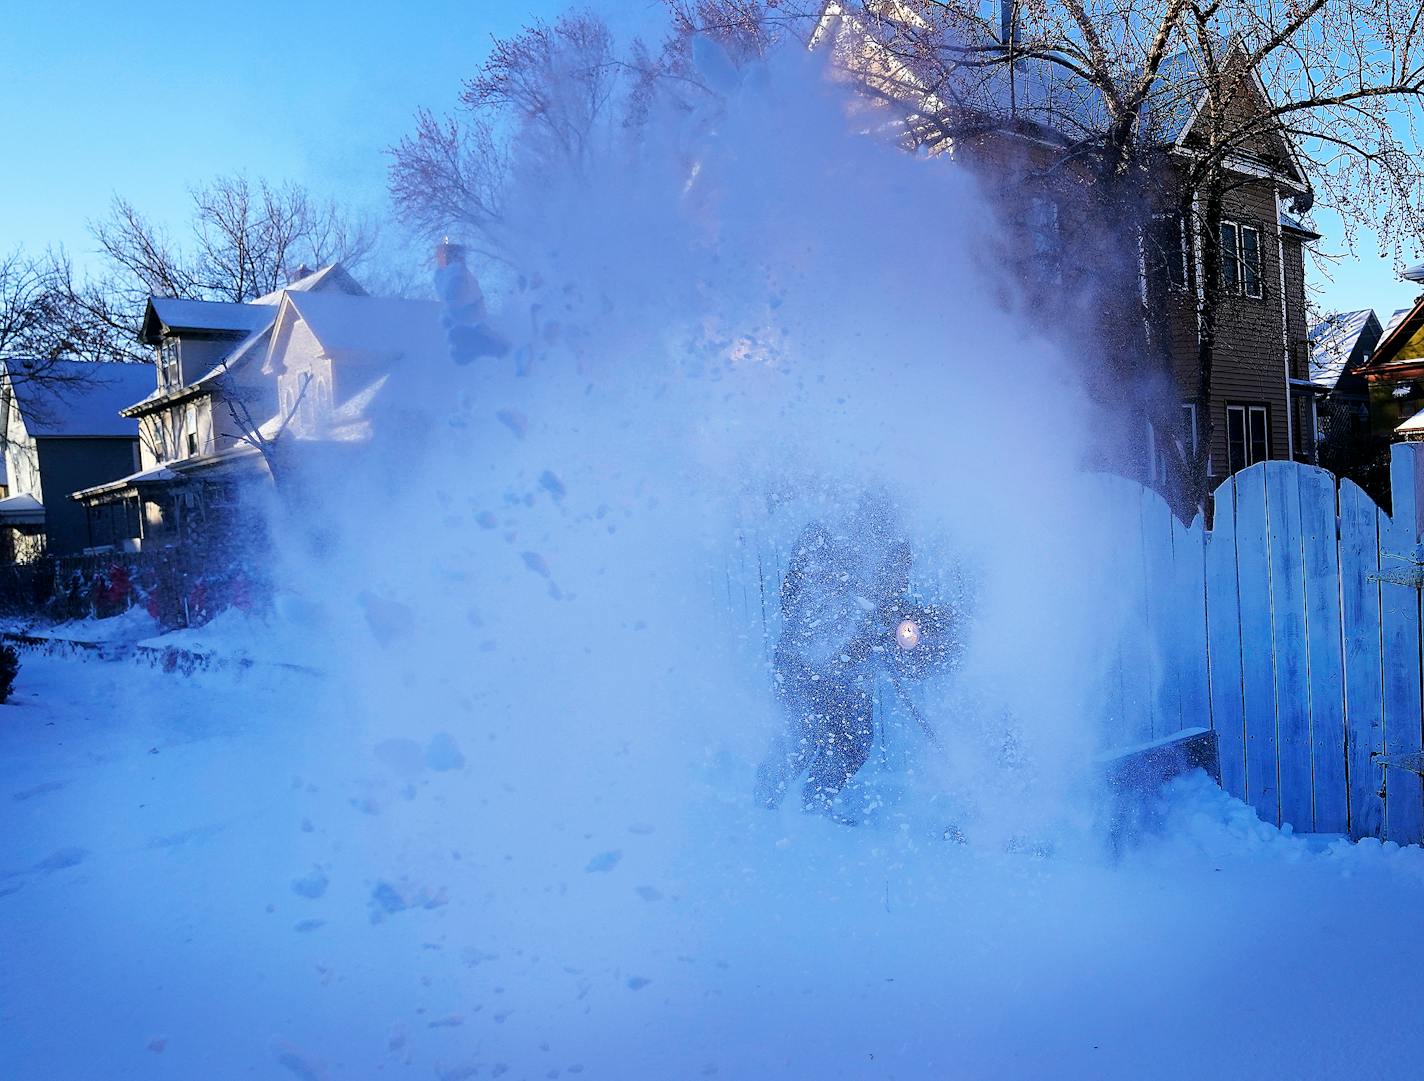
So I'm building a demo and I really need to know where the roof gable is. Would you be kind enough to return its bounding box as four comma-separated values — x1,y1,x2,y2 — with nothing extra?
140,298,273,344
1309,309,1381,388
1367,294,1424,371
277,293,445,363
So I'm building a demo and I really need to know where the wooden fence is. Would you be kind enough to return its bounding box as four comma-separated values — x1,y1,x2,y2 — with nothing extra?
1105,444,1424,843
723,445,1424,844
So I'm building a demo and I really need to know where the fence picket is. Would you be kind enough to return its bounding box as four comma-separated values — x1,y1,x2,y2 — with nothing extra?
1265,462,1313,831
1109,479,1155,745
1235,465,1279,821
1206,477,1247,799
1381,448,1424,844
1174,512,1211,739
1299,466,1347,833
1139,487,1179,737
1339,479,1384,839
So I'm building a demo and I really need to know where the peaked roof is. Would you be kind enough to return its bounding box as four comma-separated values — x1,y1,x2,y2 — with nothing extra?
262,292,444,374
142,298,270,343
5,360,153,438
1383,306,1413,339
1309,309,1380,388
1366,294,1424,371
813,7,1306,188
253,263,367,305
140,263,368,344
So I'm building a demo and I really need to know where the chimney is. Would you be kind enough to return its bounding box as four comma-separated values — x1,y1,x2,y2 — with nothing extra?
289,263,314,283
436,237,466,269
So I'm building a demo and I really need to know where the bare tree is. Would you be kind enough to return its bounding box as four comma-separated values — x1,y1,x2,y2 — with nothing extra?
223,370,313,488
37,175,379,365
775,0,1423,509
389,11,632,259
0,250,60,362
0,249,128,397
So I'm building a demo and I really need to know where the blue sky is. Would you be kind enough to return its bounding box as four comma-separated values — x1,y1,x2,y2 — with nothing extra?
0,1,1418,323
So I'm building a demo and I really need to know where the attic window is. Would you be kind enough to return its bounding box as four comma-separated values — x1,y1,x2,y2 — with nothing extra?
160,338,182,388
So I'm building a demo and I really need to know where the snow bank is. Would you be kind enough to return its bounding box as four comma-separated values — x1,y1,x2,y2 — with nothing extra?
4,656,1424,1080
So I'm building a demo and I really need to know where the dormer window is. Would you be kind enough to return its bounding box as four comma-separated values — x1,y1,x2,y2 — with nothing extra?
160,337,182,389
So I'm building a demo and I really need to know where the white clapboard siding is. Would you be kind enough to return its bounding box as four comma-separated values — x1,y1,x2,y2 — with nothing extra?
1206,476,1247,799
1381,450,1424,843
1339,479,1385,839
1299,466,1348,833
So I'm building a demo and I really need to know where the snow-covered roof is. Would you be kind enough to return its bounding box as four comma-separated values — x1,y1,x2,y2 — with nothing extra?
274,292,444,364
141,264,367,345
253,263,366,305
0,492,45,525
142,298,272,343
69,465,183,502
1383,307,1413,339
1279,210,1320,239
1309,309,1377,388
5,360,153,438
1397,409,1424,436
126,264,372,414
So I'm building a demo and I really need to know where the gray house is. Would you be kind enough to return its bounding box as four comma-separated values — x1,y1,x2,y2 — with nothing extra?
0,360,156,559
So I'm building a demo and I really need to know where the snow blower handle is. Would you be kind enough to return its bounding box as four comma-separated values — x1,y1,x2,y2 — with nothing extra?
886,669,944,752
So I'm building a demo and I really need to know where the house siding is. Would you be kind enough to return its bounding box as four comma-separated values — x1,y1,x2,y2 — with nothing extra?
36,437,140,554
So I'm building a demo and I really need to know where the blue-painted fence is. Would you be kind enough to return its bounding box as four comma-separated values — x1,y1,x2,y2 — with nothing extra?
1102,443,1424,842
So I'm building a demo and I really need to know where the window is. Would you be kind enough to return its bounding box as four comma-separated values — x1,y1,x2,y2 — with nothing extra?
1028,197,1061,282
159,338,182,388
1147,215,1188,289
1181,402,1199,458
1226,403,1269,473
1219,220,1263,299
1240,225,1262,298
184,404,198,457
1219,222,1240,294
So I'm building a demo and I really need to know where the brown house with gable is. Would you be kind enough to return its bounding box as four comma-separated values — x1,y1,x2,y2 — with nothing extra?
814,4,1318,486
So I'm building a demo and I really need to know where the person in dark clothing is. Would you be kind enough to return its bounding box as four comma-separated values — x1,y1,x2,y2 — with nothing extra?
754,497,952,820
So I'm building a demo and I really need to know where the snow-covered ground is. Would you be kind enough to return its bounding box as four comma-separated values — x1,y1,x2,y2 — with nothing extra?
4,650,1424,1080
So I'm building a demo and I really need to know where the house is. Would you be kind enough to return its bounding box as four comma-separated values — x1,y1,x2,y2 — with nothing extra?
1310,309,1382,425
812,5,1318,483
72,265,366,550
72,267,444,552
1360,270,1424,440
0,360,156,559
